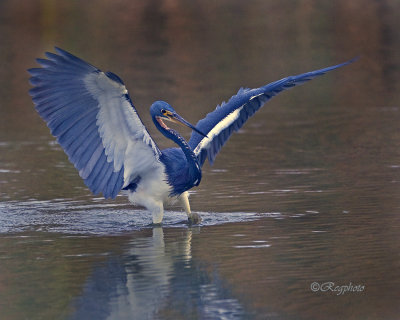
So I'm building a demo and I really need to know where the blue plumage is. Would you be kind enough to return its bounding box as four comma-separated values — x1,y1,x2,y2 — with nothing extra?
189,59,357,166
29,48,355,224
28,47,151,199
150,101,203,196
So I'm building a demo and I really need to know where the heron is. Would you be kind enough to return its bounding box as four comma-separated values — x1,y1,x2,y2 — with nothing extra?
28,48,355,224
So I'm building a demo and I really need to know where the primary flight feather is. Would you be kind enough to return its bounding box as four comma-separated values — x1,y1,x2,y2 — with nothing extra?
29,48,355,224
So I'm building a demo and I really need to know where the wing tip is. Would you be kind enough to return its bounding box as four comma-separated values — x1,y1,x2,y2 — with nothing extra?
54,46,64,53
54,46,73,59
336,56,359,69
348,56,360,63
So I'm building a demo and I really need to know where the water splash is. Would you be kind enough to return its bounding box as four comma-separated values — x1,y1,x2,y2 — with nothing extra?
0,200,281,235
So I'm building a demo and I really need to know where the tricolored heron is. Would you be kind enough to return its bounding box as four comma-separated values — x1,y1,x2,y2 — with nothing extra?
28,48,355,224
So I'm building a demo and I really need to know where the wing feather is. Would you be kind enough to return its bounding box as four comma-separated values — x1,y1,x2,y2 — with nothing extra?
28,47,163,198
189,59,356,166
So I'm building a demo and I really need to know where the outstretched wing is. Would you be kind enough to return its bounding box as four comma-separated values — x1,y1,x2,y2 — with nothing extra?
28,47,162,199
189,59,356,166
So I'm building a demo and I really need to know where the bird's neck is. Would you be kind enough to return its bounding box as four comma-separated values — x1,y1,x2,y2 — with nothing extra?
165,128,200,172
153,117,201,184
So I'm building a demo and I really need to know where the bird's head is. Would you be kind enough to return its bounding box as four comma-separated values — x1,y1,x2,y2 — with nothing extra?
150,101,207,137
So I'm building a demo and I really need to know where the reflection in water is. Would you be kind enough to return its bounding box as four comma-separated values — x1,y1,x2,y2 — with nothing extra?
69,228,245,320
0,0,399,319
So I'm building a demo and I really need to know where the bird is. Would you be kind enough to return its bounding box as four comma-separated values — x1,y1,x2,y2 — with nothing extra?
28,47,355,224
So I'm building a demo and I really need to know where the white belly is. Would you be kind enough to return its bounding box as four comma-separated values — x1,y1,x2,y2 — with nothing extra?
125,167,172,210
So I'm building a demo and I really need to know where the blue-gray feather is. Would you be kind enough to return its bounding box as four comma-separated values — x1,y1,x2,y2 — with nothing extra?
28,48,125,199
29,47,355,204
189,59,356,166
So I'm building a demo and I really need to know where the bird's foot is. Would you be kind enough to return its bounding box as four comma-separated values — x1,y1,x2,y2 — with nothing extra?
187,212,202,225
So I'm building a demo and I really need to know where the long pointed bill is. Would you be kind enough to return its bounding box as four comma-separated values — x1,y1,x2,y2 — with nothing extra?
168,113,208,138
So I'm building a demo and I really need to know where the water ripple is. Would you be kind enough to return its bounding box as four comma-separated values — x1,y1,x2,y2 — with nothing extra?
0,200,281,235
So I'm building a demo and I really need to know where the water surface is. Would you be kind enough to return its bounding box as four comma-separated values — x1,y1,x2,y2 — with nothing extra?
0,1,399,319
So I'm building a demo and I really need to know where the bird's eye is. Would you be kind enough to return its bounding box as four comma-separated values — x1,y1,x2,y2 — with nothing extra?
161,109,166,114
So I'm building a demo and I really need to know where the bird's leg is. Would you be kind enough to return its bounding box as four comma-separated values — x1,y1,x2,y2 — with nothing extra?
179,192,202,224
128,191,165,225
149,201,164,225
142,198,165,224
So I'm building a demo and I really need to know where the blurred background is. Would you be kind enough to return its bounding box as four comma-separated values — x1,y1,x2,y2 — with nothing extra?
0,0,399,203
0,0,399,319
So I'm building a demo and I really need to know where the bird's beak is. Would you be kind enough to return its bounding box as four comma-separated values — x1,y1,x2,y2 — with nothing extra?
166,113,208,138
